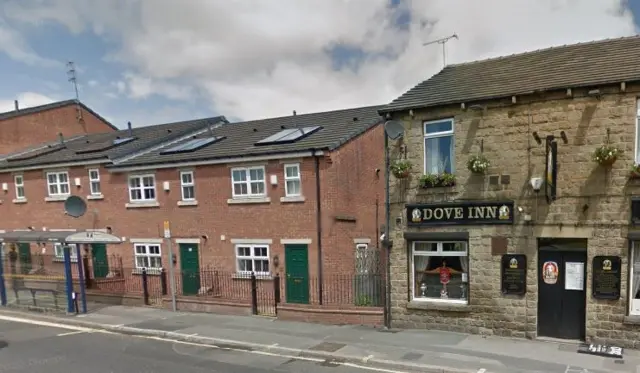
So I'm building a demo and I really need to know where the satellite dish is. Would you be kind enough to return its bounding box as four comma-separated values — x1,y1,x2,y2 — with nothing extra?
384,120,405,140
64,195,87,218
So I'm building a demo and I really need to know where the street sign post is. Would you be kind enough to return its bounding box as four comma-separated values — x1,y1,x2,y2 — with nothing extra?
164,221,177,312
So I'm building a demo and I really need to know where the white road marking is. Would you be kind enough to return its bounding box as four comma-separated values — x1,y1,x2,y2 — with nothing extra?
0,314,451,373
270,343,279,347
57,330,87,337
477,369,486,373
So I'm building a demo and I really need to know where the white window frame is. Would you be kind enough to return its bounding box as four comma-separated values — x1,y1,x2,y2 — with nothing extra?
635,99,640,164
411,241,468,304
88,168,101,196
235,244,270,276
53,243,78,262
231,166,266,198
423,119,455,175
46,171,70,197
630,242,640,315
284,163,302,197
133,243,162,270
128,174,157,203
14,174,25,200
180,171,195,201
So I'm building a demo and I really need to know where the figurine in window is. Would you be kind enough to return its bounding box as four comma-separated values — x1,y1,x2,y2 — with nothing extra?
418,259,461,298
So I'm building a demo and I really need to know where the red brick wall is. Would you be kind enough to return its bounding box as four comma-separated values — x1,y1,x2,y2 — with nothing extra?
0,123,384,282
0,104,115,155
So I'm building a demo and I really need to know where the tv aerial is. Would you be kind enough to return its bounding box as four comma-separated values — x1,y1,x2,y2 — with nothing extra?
423,33,459,67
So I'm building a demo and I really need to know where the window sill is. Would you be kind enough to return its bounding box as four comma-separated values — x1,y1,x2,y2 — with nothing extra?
177,200,198,207
227,197,271,205
12,198,27,204
232,273,272,280
280,196,305,203
407,299,471,312
131,268,163,275
125,201,160,209
623,315,640,325
44,195,69,202
87,194,104,200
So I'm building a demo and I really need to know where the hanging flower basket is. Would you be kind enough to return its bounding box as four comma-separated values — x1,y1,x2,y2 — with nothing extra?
419,172,456,188
390,160,413,179
592,144,620,166
467,154,490,174
631,163,640,178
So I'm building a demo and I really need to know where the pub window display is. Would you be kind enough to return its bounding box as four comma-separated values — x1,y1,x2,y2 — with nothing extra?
412,241,468,303
630,243,640,315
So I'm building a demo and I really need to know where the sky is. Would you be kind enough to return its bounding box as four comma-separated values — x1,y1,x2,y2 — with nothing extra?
0,0,638,129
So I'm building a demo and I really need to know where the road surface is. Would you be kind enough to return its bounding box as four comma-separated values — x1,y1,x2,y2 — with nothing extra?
0,319,414,373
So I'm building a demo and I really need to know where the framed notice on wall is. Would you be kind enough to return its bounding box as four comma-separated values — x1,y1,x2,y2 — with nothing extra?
592,256,621,300
501,254,527,295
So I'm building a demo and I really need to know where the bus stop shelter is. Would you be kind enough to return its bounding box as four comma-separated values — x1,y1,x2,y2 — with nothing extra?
0,230,123,313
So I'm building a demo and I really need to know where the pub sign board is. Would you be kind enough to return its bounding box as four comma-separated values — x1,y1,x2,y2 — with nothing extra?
406,201,515,226
592,255,621,300
501,254,527,295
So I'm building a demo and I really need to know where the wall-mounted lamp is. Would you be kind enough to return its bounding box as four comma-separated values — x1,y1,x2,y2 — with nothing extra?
560,131,568,144
530,177,543,192
531,131,542,145
409,109,414,118
587,89,602,99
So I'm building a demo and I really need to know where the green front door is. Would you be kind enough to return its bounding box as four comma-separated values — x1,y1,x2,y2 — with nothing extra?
91,244,109,278
285,244,309,304
17,243,31,274
179,243,201,296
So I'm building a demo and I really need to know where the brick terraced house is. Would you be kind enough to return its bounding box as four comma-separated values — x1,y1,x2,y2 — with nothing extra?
0,99,117,155
0,106,385,325
380,35,640,347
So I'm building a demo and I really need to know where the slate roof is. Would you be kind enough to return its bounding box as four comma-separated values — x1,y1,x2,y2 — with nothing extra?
380,35,640,114
0,116,228,170
109,105,383,168
0,99,118,130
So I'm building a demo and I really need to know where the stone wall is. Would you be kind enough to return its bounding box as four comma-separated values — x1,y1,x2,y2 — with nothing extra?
386,84,640,347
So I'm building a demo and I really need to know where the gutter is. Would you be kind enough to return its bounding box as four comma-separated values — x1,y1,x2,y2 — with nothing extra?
313,149,324,305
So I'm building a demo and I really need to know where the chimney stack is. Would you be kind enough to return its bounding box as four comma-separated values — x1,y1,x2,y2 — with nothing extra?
293,110,296,116
127,121,133,137
14,100,18,111
58,133,64,145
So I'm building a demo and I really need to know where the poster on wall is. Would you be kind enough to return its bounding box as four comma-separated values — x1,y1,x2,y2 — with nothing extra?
565,262,585,291
592,256,621,300
501,254,527,295
542,261,559,285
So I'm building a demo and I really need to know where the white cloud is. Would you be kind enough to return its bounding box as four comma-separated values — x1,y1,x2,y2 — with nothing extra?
0,20,60,67
1,0,638,120
0,92,56,113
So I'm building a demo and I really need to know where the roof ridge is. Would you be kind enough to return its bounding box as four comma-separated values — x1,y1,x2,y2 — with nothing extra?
232,104,385,125
447,34,640,68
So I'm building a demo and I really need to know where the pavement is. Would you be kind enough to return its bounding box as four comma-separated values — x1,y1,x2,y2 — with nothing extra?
0,319,383,373
0,305,637,373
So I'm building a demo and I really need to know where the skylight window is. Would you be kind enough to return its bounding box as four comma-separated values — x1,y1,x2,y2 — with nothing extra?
113,137,136,145
159,136,225,155
254,126,322,146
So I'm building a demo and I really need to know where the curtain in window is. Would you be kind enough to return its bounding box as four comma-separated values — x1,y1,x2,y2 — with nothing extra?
425,136,453,174
634,246,640,301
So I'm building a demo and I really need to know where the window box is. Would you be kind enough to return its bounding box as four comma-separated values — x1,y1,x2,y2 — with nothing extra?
411,241,469,304
419,173,456,188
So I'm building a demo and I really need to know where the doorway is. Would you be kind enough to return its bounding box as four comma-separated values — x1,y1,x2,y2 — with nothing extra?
17,243,31,274
179,243,201,296
91,244,109,278
285,244,309,304
537,239,587,340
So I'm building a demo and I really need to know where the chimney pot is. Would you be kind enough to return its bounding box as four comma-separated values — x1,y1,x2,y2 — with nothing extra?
293,110,296,116
127,121,133,136
58,133,64,145
14,100,18,111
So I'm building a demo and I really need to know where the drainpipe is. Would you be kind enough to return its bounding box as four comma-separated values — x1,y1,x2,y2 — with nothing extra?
314,150,324,305
383,135,391,329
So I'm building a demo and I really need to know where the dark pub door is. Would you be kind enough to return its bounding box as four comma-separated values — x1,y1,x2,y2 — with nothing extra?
537,243,587,340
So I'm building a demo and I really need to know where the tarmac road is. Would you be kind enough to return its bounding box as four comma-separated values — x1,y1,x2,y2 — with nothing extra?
0,319,416,373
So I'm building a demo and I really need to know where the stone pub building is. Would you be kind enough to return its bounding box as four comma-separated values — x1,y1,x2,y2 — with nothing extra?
380,36,640,347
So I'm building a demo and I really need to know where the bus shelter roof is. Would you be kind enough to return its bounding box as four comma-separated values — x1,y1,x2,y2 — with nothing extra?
0,230,122,244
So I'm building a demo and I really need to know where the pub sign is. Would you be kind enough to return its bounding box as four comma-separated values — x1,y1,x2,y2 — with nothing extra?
406,201,515,226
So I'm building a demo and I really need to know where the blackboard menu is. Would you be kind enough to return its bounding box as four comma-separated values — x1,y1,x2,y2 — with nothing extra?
592,256,621,300
501,254,527,295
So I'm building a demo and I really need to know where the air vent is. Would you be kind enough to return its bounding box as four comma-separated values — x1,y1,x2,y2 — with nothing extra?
631,197,640,226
